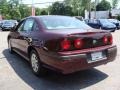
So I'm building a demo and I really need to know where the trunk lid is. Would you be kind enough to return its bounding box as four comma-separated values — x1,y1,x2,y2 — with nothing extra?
44,29,112,52
45,28,109,35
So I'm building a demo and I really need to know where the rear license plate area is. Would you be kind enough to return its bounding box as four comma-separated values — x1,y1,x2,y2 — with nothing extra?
87,51,107,63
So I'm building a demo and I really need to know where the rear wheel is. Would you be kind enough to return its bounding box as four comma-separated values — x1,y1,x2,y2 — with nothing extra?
30,50,47,76
2,28,4,31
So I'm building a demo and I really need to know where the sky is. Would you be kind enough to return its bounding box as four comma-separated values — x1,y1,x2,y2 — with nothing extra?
22,0,120,9
22,0,64,8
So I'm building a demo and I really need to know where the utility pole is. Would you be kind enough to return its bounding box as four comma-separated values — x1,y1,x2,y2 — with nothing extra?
77,8,80,16
94,0,97,19
0,9,2,20
88,0,91,19
32,0,35,16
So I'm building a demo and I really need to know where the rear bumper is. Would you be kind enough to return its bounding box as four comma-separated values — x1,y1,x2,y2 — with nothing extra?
38,45,117,74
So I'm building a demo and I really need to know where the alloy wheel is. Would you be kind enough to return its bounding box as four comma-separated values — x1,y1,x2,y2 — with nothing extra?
31,53,39,73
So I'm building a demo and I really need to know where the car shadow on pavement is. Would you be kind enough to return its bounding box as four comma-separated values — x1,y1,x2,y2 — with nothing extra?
3,49,108,90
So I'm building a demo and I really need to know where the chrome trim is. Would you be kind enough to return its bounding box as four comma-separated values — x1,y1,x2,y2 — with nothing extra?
87,57,107,63
58,54,86,60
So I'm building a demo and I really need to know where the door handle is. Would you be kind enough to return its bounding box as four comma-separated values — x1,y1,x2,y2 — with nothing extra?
24,37,32,42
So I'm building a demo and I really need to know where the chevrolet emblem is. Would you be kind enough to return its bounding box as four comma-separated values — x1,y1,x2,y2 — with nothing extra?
93,40,97,45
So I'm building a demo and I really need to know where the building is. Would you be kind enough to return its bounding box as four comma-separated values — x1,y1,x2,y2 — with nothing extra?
85,9,120,19
111,9,120,18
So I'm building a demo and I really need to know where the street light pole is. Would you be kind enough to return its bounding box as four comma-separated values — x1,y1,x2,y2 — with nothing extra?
32,0,35,16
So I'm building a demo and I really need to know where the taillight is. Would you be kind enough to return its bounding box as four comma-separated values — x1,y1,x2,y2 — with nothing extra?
103,35,113,45
109,35,113,44
103,36,108,44
61,39,71,50
74,39,83,49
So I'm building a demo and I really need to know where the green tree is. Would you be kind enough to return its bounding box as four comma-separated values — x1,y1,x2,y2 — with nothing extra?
65,0,81,15
9,8,21,19
64,0,91,16
111,0,119,9
117,15,120,20
96,0,111,11
49,2,73,15
0,0,30,19
40,9,48,15
81,0,91,17
64,5,73,16
35,8,41,15
8,0,22,7
0,0,10,19
49,2,65,15
19,4,31,18
91,1,96,11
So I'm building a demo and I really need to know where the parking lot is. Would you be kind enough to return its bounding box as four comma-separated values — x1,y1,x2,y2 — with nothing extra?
0,30,120,90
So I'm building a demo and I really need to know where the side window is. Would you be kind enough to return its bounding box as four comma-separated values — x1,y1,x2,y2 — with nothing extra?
33,22,39,31
23,19,34,32
17,21,24,32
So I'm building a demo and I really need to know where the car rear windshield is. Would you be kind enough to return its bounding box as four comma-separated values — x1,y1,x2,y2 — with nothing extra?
99,19,111,24
40,16,91,30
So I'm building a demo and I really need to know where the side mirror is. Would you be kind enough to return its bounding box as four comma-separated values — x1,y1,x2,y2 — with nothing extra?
17,19,21,23
11,26,17,32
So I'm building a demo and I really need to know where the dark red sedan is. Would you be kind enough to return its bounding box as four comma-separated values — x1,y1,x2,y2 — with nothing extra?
8,16,117,76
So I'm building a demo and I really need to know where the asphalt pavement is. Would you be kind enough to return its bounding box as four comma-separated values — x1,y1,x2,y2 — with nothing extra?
0,30,120,90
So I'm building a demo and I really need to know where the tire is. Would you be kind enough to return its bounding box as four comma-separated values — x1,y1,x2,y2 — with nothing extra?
8,39,14,53
111,30,115,32
30,50,47,76
1,27,5,31
2,28,4,31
